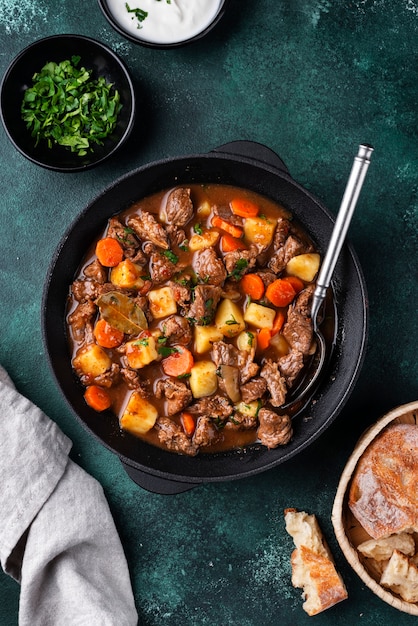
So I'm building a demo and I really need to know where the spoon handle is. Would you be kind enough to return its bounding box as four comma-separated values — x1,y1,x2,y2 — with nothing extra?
311,143,373,326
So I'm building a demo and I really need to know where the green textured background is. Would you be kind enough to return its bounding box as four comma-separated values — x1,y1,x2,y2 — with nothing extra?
0,1,417,624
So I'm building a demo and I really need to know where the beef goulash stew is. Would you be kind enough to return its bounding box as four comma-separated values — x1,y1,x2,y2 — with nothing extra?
67,184,329,456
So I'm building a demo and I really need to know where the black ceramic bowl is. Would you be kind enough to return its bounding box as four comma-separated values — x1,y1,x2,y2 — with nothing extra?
98,0,230,48
0,35,135,172
42,141,368,493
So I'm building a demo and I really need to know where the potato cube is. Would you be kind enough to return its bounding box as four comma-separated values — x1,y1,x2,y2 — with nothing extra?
73,344,111,377
148,286,177,319
215,298,246,337
196,200,211,218
194,325,224,354
120,391,158,435
125,335,158,369
188,230,220,252
189,361,218,398
110,259,145,290
244,302,276,329
286,253,320,282
236,330,257,352
244,216,277,248
235,400,260,418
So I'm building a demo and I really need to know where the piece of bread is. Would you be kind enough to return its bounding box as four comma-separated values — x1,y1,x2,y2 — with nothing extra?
381,550,418,603
284,508,348,616
348,423,418,540
357,532,416,561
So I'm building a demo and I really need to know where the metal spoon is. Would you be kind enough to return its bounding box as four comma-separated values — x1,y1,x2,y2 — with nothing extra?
282,143,374,410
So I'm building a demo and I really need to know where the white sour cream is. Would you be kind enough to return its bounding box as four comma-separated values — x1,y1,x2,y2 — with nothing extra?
106,0,223,45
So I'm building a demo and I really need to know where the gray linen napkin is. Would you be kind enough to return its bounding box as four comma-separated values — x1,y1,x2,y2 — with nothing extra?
0,365,138,626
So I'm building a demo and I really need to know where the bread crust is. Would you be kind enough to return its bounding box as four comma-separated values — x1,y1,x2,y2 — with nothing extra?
285,509,348,616
348,423,418,540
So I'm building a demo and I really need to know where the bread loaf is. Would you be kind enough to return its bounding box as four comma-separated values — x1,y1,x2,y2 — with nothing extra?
285,508,348,616
348,423,418,540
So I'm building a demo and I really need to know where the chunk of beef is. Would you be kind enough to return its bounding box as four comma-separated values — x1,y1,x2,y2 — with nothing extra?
241,377,267,403
220,280,241,302
272,216,290,251
211,340,238,367
144,243,177,284
155,379,192,416
127,209,169,250
68,301,97,342
188,284,222,325
133,294,153,324
194,247,227,286
161,315,192,346
277,349,305,386
193,416,219,448
165,224,188,249
240,353,259,384
257,408,293,448
260,359,287,407
79,362,120,389
107,216,139,251
168,278,193,308
106,218,147,264
227,410,258,430
71,279,102,303
165,188,194,227
211,341,259,385
223,245,258,280
83,259,107,284
213,204,243,227
156,417,198,456
255,270,277,288
283,286,314,354
188,394,234,421
120,368,150,393
268,235,306,275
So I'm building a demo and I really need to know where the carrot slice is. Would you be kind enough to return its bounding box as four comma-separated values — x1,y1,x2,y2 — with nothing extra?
283,276,304,294
94,318,125,348
240,273,265,300
221,233,247,253
265,279,296,307
211,215,244,239
230,198,259,218
257,328,272,350
162,346,194,377
271,311,285,336
95,237,124,267
84,385,112,412
181,411,196,436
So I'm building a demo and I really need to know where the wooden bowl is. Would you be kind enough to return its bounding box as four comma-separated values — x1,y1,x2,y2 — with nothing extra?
332,401,418,615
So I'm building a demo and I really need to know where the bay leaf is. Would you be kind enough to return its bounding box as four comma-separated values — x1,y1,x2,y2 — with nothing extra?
96,291,148,335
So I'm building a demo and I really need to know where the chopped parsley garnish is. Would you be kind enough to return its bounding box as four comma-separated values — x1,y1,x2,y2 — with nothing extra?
127,0,172,28
246,331,255,347
158,346,179,357
125,3,148,28
163,250,179,264
225,315,239,326
21,56,122,156
193,223,203,235
133,338,149,347
228,258,248,280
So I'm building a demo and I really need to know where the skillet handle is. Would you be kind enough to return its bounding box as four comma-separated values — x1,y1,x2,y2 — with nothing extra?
212,140,290,175
121,461,200,494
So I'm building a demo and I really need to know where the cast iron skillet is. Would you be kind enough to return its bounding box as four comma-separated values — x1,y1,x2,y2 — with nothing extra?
42,141,368,494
